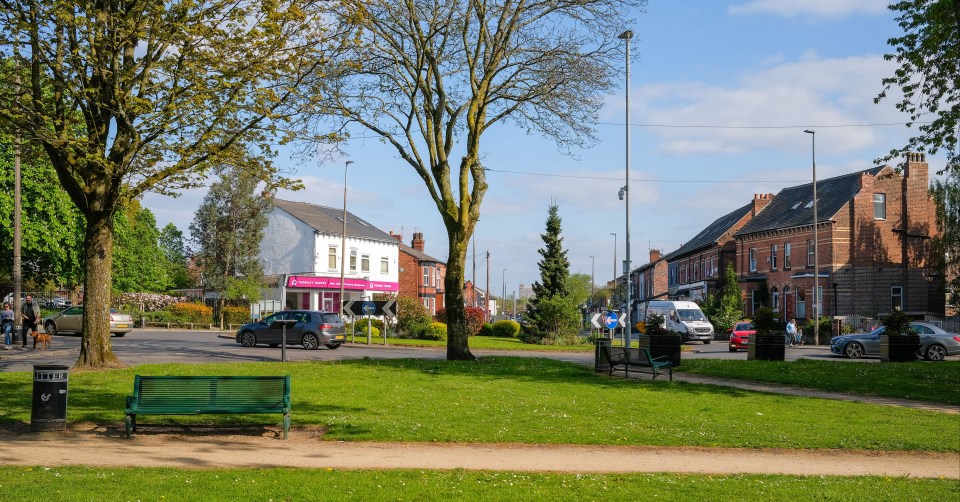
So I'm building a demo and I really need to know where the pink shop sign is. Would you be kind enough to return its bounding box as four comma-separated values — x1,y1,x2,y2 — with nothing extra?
285,275,398,292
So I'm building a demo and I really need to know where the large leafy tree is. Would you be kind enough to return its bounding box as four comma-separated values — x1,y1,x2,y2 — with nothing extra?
190,165,271,328
0,131,84,287
112,202,168,293
930,173,959,300
528,204,571,331
322,0,643,360
876,0,960,174
159,223,192,290
0,1,345,367
700,263,745,334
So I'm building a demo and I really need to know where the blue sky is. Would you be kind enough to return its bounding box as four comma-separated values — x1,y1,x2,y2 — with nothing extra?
144,0,947,296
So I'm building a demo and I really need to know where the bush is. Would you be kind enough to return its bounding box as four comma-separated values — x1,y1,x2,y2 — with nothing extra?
492,320,521,338
347,319,384,333
222,306,251,326
350,325,381,338
116,292,188,312
435,306,486,336
478,323,495,337
166,302,213,324
396,295,431,336
422,322,447,341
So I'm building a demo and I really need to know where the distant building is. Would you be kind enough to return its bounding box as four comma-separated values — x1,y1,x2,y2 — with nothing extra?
260,199,399,312
394,232,446,316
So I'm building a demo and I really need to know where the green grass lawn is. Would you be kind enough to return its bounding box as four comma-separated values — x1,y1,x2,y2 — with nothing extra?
676,359,960,406
348,334,594,351
1,467,955,501
1,357,956,452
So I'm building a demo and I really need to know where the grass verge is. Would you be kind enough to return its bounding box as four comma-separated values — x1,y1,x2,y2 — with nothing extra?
676,359,960,406
0,357,956,451
346,334,594,351
1,467,955,501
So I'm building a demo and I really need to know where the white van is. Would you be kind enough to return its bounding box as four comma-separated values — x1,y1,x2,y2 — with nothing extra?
639,300,714,344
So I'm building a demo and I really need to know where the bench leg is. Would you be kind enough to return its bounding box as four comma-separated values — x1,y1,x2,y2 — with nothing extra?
124,415,133,437
283,412,290,440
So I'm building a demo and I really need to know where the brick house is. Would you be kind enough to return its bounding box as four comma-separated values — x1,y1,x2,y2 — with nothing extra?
665,196,772,302
393,232,446,316
733,154,943,321
630,249,669,307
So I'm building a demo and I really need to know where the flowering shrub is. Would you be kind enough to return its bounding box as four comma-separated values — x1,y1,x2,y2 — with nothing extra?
434,306,486,336
167,302,213,324
223,306,251,325
492,320,521,338
116,292,187,312
423,322,447,341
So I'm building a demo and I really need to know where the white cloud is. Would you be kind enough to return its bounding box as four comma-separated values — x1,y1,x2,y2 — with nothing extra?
728,0,888,18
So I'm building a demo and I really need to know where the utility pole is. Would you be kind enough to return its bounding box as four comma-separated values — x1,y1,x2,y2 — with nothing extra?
485,251,490,322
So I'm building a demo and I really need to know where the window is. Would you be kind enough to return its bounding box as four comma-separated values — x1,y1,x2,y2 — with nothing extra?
796,288,807,319
806,240,815,267
422,266,431,287
873,193,886,220
771,244,778,271
361,254,370,273
891,286,903,311
380,257,389,274
784,243,792,270
680,265,687,284
328,246,338,270
751,290,761,315
349,249,358,272
711,256,717,277
771,287,780,312
693,261,699,281
749,248,757,272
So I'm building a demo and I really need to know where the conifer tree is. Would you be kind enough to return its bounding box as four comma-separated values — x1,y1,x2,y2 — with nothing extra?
528,204,570,328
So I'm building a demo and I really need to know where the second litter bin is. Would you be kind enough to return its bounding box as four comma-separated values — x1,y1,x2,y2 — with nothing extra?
31,364,69,431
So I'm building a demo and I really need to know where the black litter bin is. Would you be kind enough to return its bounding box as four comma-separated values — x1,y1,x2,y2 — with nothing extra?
31,364,69,431
594,337,611,373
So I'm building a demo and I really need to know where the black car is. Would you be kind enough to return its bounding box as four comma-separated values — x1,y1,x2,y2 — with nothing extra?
235,310,346,350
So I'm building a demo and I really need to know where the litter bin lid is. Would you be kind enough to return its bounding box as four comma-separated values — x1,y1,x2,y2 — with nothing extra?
33,364,70,371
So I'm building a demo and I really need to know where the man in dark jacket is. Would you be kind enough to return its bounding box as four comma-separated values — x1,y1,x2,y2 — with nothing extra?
20,295,40,349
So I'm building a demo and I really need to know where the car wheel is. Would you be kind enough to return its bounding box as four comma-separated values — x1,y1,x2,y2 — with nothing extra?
925,344,947,362
703,340,711,345
44,322,57,337
844,342,864,359
301,333,320,350
239,331,257,347
113,333,125,337
326,343,341,350
729,346,737,352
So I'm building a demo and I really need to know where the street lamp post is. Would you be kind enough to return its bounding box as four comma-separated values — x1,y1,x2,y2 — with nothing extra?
589,255,595,308
340,160,353,327
610,232,617,307
501,268,507,318
619,29,633,349
803,130,818,346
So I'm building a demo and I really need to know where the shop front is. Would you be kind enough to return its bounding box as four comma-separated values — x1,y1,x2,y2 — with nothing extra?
281,275,399,313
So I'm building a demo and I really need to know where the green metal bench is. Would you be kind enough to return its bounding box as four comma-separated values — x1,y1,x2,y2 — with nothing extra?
124,375,291,439
603,345,673,380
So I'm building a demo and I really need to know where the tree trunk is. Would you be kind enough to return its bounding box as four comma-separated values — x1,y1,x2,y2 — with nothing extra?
444,230,474,360
75,210,124,368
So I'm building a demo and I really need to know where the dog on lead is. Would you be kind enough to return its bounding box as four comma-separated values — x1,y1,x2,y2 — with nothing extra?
33,332,52,350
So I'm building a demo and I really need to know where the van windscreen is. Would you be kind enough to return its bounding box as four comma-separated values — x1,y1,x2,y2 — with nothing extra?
677,309,705,321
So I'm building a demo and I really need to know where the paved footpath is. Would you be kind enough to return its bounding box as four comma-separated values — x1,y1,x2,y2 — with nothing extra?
2,427,958,479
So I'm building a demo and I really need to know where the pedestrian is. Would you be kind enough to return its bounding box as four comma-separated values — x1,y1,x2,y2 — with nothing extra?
785,318,797,347
1,302,13,349
20,295,40,349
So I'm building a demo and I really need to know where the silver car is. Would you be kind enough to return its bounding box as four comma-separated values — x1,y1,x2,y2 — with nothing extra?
830,322,960,360
43,306,135,337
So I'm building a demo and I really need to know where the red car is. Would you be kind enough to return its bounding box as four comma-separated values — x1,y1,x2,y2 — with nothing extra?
728,321,755,352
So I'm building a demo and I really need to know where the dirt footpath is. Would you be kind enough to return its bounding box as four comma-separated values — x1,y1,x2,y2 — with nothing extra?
1,424,957,478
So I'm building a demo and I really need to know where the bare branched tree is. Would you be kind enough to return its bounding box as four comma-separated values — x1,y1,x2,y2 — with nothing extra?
320,0,643,360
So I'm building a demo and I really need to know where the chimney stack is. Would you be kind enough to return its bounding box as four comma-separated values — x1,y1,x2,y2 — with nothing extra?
752,193,773,216
649,249,661,262
412,232,425,252
389,231,403,242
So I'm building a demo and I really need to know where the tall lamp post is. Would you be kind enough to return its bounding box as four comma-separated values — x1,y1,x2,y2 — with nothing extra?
501,268,507,318
803,130,818,346
339,160,353,321
618,29,633,349
589,255,595,308
610,232,617,307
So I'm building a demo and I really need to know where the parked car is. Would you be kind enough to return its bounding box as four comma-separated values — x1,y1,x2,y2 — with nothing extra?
235,310,346,350
830,322,959,360
43,306,134,337
727,321,755,352
42,296,71,309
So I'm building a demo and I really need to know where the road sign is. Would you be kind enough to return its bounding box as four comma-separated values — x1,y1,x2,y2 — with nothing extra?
603,312,619,330
590,313,602,328
344,300,397,317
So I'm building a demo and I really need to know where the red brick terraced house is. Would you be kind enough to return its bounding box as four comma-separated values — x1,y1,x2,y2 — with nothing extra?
627,249,670,316
733,154,943,322
664,195,772,302
393,232,446,317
